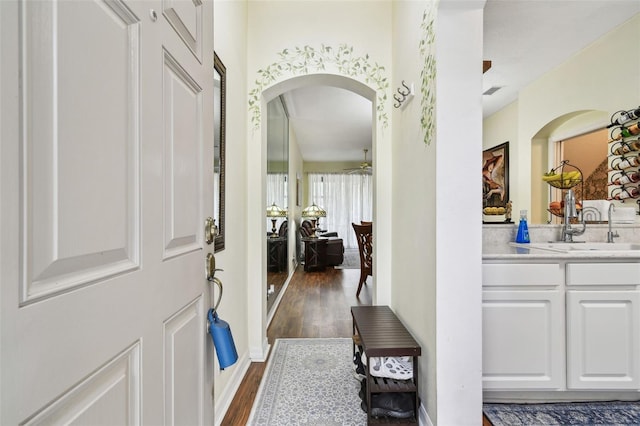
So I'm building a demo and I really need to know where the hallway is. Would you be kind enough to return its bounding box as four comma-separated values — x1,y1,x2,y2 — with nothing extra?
222,266,372,425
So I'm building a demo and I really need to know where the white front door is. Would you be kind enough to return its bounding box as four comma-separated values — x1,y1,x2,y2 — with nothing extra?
0,0,215,424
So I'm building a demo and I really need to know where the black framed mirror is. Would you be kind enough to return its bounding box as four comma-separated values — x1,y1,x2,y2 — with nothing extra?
213,53,226,252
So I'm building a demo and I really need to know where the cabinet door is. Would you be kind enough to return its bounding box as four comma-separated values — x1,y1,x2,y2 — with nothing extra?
567,290,640,389
483,290,564,389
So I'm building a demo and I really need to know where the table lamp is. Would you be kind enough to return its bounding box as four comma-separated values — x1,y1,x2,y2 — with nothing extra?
301,202,326,238
266,203,287,238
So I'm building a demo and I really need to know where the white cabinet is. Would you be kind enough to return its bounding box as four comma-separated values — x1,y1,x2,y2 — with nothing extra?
482,262,564,390
565,262,640,390
566,290,640,389
483,260,640,394
483,289,564,389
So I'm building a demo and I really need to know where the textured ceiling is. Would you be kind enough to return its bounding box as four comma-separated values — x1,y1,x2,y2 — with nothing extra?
275,1,640,163
482,0,640,119
282,86,373,162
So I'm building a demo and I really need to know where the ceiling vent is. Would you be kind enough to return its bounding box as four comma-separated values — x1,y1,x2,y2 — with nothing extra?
483,86,502,96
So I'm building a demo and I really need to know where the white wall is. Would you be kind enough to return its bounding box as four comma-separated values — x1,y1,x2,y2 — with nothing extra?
288,125,303,267
391,0,438,423
212,0,249,421
435,2,485,424
484,14,640,221
392,1,484,424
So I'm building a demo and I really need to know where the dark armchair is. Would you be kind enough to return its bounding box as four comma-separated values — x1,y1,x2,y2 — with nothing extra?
300,220,337,238
300,220,344,267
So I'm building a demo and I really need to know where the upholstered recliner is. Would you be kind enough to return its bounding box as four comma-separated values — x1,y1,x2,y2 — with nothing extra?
324,238,344,266
300,220,337,238
278,219,288,237
300,220,344,267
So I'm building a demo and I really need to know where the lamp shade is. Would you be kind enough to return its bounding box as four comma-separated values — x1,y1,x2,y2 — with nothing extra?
266,203,287,218
302,203,326,219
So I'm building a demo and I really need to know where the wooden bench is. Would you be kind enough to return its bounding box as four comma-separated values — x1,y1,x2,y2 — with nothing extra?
351,305,421,425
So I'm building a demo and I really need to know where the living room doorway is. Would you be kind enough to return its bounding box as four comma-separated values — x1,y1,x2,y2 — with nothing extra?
248,72,393,362
265,81,375,317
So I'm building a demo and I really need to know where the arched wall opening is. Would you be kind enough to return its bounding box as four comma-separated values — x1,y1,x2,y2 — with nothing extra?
246,73,393,360
530,110,609,223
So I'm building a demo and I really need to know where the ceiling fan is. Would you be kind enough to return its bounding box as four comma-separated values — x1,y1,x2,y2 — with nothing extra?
345,149,372,175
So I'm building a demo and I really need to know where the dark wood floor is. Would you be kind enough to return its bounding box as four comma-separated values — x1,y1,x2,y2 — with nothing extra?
221,265,371,425
221,265,490,425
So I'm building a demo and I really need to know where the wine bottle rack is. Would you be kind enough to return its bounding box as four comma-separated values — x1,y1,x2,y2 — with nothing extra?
607,107,640,203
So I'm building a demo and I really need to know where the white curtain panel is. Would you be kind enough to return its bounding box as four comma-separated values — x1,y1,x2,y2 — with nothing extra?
308,173,373,248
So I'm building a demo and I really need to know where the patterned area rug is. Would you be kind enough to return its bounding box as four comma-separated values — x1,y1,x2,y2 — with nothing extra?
484,401,640,425
335,248,360,270
248,338,366,425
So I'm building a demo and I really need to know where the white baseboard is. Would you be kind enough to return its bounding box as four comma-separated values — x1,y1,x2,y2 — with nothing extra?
267,269,294,326
214,351,252,426
249,337,271,362
419,400,434,426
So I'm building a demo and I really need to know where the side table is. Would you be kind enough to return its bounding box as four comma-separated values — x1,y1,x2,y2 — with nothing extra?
301,237,327,271
267,236,287,272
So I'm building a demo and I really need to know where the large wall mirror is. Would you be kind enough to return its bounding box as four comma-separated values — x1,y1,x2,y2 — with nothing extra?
266,96,289,314
213,53,226,252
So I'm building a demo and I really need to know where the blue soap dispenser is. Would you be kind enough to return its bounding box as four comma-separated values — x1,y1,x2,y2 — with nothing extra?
516,210,530,243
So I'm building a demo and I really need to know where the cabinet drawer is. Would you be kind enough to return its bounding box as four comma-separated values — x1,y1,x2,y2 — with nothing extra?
566,263,640,286
483,263,563,287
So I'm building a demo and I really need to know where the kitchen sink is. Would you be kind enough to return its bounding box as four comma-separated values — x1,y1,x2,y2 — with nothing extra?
510,242,640,252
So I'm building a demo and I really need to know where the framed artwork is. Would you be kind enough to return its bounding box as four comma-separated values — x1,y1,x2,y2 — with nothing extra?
482,142,509,209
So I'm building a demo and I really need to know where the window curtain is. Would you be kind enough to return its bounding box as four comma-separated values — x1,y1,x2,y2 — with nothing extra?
266,173,288,232
308,173,372,248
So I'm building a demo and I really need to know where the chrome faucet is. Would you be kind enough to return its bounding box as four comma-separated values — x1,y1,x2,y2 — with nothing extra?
607,203,620,243
561,189,586,242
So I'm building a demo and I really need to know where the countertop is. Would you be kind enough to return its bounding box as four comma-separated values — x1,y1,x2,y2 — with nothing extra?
483,242,640,260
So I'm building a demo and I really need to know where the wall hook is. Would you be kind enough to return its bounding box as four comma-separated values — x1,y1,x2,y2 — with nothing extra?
393,80,414,110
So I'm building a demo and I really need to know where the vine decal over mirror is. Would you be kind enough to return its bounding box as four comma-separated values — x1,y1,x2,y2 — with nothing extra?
248,44,389,130
213,53,226,252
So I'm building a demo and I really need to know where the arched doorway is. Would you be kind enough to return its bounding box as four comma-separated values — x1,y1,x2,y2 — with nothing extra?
246,73,392,360
530,110,610,224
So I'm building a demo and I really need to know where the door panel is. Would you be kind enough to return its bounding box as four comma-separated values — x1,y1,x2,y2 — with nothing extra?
162,0,203,62
567,290,640,389
23,342,141,426
483,290,564,389
1,0,214,424
162,48,203,259
164,297,204,426
21,0,140,304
